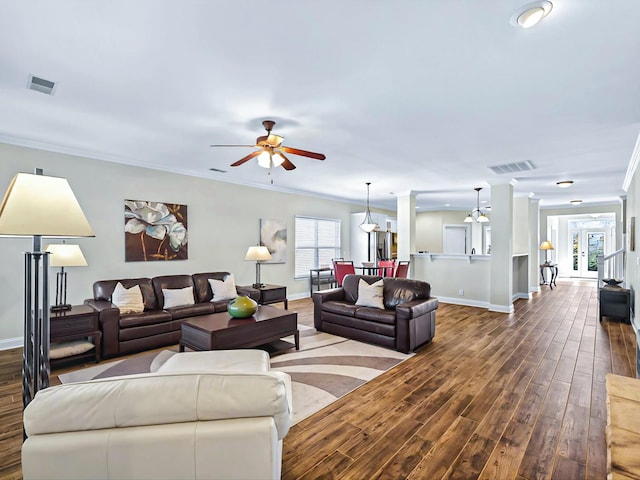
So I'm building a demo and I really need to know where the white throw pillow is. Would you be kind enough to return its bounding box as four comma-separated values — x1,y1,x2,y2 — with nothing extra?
209,274,238,302
163,286,195,309
355,279,385,309
111,282,145,314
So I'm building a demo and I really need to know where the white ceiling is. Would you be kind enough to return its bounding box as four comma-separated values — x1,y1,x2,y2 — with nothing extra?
1,0,639,212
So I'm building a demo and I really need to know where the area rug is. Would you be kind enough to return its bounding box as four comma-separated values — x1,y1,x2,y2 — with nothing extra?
58,326,412,424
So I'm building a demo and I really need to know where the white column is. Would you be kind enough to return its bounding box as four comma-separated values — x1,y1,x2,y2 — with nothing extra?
396,192,416,261
489,183,514,312
529,198,541,293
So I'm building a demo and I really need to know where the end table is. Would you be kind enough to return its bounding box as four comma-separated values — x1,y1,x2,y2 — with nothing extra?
50,305,101,366
245,284,288,309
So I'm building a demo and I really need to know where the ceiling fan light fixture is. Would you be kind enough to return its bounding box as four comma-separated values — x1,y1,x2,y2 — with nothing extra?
257,151,272,168
478,213,490,223
464,214,474,223
272,152,285,167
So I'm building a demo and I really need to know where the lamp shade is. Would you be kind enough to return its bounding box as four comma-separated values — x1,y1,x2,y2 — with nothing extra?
540,241,554,250
245,246,272,261
44,244,88,267
0,173,94,237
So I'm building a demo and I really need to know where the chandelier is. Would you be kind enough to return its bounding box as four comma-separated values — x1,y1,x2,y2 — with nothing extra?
464,187,490,223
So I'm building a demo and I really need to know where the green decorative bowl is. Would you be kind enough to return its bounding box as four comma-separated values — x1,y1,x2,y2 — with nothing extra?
227,295,258,318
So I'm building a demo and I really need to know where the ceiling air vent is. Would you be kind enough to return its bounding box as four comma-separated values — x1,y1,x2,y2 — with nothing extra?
209,167,227,173
488,160,536,175
27,74,56,95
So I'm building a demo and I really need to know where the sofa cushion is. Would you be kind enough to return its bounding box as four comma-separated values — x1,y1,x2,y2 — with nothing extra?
111,282,145,314
355,307,397,325
209,274,238,301
93,278,158,311
165,302,216,320
119,310,172,329
192,272,233,303
162,286,195,309
355,279,384,309
383,278,431,308
152,275,195,309
322,301,358,317
342,274,383,304
23,371,292,440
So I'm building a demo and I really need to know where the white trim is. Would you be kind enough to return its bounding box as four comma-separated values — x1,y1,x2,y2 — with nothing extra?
0,336,22,351
623,129,640,192
489,303,515,313
437,296,490,309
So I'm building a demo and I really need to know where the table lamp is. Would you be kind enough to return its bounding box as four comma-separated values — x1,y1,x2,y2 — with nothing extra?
540,240,554,265
245,245,272,288
45,243,88,312
0,169,94,410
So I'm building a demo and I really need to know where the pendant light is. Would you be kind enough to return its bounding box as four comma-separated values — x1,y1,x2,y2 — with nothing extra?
360,182,378,232
464,187,489,223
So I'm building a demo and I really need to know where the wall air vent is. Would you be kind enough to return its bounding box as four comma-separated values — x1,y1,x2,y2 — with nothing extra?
488,160,536,175
27,74,56,95
209,167,227,173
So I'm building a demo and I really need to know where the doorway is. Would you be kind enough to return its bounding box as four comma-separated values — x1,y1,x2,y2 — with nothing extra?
572,229,605,278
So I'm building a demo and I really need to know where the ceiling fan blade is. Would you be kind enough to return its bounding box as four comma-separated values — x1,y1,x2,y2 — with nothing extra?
280,146,326,160
230,150,261,167
279,153,296,171
210,144,256,148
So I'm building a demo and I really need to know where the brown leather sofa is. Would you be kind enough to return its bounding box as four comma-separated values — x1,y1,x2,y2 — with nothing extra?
85,272,259,358
313,274,438,353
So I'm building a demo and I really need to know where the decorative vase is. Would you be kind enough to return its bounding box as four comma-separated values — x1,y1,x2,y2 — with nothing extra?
227,295,258,318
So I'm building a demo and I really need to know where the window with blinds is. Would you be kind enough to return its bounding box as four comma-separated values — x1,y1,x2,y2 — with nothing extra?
295,216,341,278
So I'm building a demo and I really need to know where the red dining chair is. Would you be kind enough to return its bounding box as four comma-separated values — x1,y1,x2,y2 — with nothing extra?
394,261,410,278
378,259,396,277
333,260,355,287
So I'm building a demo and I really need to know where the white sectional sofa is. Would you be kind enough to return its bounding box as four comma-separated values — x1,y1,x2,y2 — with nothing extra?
22,350,292,480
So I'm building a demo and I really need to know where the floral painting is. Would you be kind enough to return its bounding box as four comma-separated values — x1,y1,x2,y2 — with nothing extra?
124,200,188,262
260,219,287,263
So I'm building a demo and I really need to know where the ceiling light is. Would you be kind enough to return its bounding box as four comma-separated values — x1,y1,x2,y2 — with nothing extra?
464,187,490,224
570,200,583,205
511,1,553,29
556,180,573,188
256,150,284,169
360,182,378,233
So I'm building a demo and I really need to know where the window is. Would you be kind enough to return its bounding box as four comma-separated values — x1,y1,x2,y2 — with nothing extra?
295,216,341,278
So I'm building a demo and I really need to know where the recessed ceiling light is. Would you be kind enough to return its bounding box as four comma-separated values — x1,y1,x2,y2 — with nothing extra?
556,180,573,188
570,200,582,205
511,1,553,29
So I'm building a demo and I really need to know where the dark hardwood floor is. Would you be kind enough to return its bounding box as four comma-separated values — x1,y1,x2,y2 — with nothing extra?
0,279,636,479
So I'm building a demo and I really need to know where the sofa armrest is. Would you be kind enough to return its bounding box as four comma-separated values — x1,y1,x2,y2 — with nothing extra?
312,288,345,330
395,297,439,321
84,299,121,358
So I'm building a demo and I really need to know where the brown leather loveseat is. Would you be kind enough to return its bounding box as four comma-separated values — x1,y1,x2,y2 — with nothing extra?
85,272,258,358
313,274,438,353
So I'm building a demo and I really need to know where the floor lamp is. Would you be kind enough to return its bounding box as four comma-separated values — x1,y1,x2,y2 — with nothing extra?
0,169,94,410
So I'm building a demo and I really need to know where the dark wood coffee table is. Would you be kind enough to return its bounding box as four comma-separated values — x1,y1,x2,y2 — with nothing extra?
179,305,299,353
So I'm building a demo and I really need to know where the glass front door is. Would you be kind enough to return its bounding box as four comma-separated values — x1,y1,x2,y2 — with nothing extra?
572,230,604,278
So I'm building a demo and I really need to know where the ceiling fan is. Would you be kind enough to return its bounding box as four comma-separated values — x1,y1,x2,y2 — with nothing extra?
210,120,326,171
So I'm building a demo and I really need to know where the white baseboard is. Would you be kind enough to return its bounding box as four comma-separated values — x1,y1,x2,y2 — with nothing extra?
437,296,490,309
489,303,515,314
0,336,22,351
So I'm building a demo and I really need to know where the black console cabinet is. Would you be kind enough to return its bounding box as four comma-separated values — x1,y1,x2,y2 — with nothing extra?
599,286,631,323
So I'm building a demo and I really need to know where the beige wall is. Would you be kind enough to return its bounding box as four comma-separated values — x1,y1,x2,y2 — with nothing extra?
0,143,360,347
